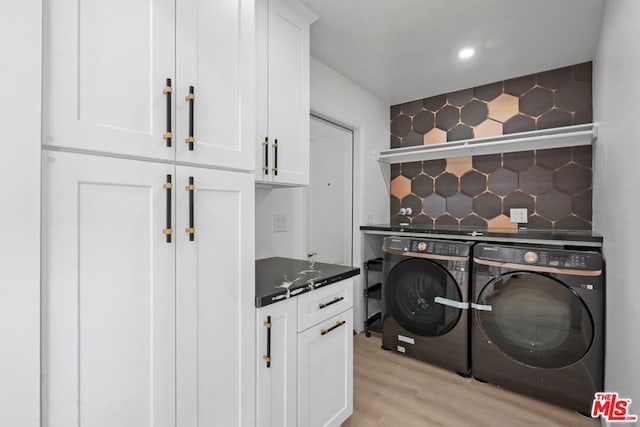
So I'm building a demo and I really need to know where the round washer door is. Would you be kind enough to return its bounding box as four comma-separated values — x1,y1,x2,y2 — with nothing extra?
385,258,463,337
475,272,594,369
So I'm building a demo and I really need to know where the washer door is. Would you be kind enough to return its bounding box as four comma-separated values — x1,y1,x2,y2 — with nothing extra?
385,258,463,337
475,272,594,369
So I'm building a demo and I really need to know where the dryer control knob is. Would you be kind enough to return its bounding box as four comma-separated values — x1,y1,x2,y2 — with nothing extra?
524,251,539,264
417,242,427,251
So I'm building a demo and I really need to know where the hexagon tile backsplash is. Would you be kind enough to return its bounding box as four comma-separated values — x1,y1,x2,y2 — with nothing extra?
390,62,593,230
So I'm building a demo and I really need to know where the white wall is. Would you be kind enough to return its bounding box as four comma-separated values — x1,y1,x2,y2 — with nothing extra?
593,1,640,424
0,1,41,425
255,186,306,259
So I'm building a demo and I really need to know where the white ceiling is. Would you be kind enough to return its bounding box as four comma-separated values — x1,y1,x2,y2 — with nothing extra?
300,0,606,105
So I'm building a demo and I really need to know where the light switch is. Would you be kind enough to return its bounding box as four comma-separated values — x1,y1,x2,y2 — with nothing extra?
273,214,287,232
510,208,528,223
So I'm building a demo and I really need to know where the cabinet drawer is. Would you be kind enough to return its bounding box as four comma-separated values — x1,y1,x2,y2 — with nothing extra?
298,278,353,332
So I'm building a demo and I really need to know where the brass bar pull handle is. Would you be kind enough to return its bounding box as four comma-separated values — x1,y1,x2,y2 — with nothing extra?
321,320,346,336
263,316,272,368
163,78,173,147
319,296,344,309
186,177,195,241
272,139,278,175
263,137,269,175
185,86,195,151
163,175,173,242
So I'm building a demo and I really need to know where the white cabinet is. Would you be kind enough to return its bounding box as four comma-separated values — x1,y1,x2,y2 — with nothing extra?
256,0,317,185
42,151,255,427
256,298,298,427
44,0,254,170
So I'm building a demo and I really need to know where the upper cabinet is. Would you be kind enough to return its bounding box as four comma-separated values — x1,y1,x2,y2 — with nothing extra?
256,0,318,186
43,0,255,171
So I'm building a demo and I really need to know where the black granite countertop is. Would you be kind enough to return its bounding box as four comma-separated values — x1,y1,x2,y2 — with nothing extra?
360,224,603,246
256,257,360,308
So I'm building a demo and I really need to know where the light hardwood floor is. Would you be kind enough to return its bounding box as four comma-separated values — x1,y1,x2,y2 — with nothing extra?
343,333,600,427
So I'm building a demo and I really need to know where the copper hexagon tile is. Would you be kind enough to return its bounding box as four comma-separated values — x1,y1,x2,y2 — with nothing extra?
572,189,593,221
460,170,487,196
446,156,473,177
555,215,591,230
423,193,447,218
423,94,447,112
447,124,474,142
504,74,536,97
553,164,592,195
423,159,447,177
461,100,489,126
487,93,520,123
434,172,459,197
411,174,434,198
502,191,535,216
520,87,554,117
402,131,423,147
446,193,473,219
460,214,487,228
473,119,503,138
412,110,435,135
503,114,536,134
435,105,460,131
556,81,592,113
401,100,424,116
537,66,572,89
536,147,572,170
447,88,474,107
503,151,534,172
423,128,447,145
487,214,518,230
472,154,502,174
473,192,502,220
391,114,412,137
474,82,503,101
537,108,573,130
487,167,518,196
435,214,459,227
536,190,572,221
391,175,412,199
519,164,553,195
401,161,423,179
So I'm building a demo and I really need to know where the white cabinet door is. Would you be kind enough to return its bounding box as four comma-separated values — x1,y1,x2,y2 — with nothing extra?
256,299,298,427
176,0,255,170
298,309,353,427
176,166,255,426
42,151,175,427
43,0,175,161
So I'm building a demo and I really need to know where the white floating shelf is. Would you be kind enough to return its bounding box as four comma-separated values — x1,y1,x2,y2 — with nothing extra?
376,123,597,164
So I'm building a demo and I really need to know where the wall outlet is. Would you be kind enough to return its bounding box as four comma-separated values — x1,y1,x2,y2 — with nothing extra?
273,214,287,232
510,208,528,223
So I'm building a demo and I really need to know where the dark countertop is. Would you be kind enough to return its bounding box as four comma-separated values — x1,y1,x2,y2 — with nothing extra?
256,257,361,308
360,224,603,246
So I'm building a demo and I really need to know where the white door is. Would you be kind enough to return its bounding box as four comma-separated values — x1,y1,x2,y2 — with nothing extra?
267,0,310,185
42,151,175,427
176,0,254,170
43,0,175,160
256,298,298,427
298,309,353,427
175,166,255,426
307,117,353,265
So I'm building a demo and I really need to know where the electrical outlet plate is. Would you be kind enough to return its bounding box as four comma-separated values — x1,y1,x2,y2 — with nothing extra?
510,208,528,223
273,214,287,232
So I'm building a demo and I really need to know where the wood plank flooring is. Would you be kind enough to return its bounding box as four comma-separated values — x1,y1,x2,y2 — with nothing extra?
343,333,599,427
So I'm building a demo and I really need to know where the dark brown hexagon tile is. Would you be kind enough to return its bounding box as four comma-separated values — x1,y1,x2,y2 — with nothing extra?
401,161,423,179
401,194,423,217
474,82,503,101
487,167,518,196
423,193,447,218
412,110,435,135
390,135,401,149
554,164,592,195
435,214,459,227
401,100,424,117
472,154,502,173
473,192,502,220
504,74,536,96
536,147,572,170
391,114,412,137
503,114,536,134
411,174,434,198
423,94,447,112
502,191,535,216
447,88,473,107
434,172,459,197
402,131,423,147
390,195,400,218
461,100,489,126
503,151,534,172
574,106,593,124
423,158,447,177
556,81,592,113
537,108,573,130
446,193,473,219
572,189,592,221
391,163,401,180
460,170,487,196
435,105,460,131
572,145,593,167
526,214,552,230
460,214,488,228
537,66,572,89
520,87,554,117
390,105,401,121
536,190,572,221
447,124,474,142
411,213,432,226
555,215,591,230
573,62,593,83
519,164,553,195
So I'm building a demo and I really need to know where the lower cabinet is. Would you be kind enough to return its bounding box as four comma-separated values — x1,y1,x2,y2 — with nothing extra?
256,278,354,427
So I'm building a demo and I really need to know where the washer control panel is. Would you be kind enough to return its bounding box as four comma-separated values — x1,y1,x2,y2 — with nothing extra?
383,236,471,256
475,244,602,270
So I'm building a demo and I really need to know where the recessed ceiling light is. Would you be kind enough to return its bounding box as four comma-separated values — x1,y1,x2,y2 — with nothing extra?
458,47,475,60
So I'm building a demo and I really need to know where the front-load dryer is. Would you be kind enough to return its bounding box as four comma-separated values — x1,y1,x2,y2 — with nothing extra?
382,236,473,375
471,243,604,414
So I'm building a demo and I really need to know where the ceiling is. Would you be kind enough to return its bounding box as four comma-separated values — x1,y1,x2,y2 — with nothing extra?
300,0,606,105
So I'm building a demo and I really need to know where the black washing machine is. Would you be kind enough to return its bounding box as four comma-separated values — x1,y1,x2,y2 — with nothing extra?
382,236,473,375
471,243,604,414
